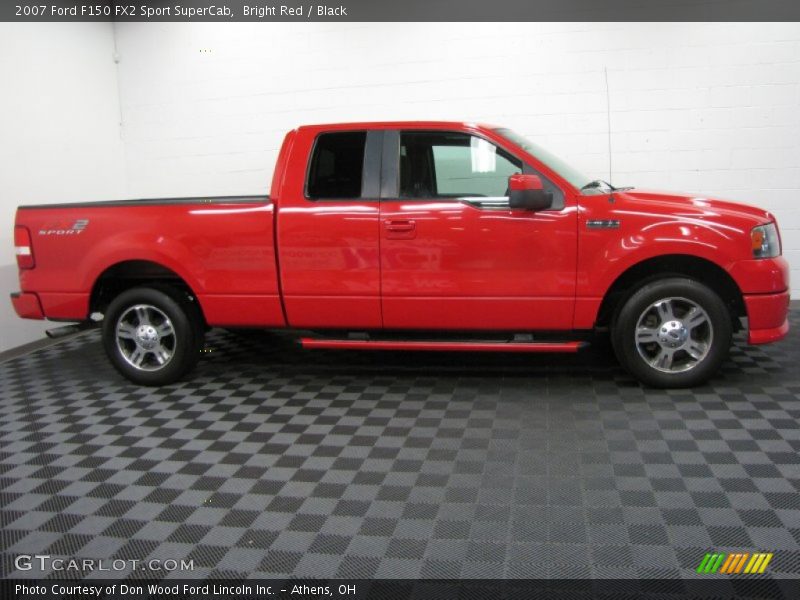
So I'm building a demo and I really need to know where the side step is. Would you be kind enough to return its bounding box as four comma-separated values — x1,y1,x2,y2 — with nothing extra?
299,338,587,353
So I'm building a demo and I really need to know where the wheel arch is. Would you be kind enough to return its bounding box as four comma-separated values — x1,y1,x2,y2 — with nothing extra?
89,260,207,325
595,254,746,329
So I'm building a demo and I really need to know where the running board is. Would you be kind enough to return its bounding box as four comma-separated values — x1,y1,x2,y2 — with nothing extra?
299,338,587,353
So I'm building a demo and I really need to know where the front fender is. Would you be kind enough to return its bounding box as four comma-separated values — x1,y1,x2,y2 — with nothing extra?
573,207,754,329
579,218,745,297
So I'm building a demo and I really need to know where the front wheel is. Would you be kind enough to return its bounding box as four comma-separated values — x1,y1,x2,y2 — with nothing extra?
612,278,732,388
102,286,204,386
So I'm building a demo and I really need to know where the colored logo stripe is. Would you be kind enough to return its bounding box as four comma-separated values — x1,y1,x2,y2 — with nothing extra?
697,552,773,574
697,553,726,573
744,553,773,574
719,553,736,573
720,553,748,573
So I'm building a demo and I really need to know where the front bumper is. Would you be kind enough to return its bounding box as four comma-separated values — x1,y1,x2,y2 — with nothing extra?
745,290,790,344
729,256,790,345
730,256,789,293
11,291,45,320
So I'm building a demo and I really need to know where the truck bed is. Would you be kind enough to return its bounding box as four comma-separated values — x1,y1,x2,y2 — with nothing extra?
14,195,285,327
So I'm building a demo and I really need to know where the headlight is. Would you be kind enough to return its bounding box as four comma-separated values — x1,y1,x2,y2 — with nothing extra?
751,223,781,259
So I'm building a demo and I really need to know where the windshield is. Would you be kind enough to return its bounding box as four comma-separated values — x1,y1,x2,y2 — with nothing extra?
494,128,592,191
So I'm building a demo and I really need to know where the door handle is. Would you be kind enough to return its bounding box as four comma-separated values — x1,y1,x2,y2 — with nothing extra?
385,220,415,231
384,219,416,239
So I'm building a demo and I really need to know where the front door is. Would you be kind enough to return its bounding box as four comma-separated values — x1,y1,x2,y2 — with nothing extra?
380,129,578,331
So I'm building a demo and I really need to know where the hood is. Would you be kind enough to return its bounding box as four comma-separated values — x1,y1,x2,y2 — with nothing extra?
614,189,774,226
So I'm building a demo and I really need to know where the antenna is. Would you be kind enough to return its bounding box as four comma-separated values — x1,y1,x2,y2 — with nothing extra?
604,67,612,182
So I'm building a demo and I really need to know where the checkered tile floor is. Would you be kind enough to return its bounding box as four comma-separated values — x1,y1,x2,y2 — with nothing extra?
1,312,799,581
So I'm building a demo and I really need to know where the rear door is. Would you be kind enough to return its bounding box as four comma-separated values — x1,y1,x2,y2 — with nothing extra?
379,128,578,331
276,128,384,328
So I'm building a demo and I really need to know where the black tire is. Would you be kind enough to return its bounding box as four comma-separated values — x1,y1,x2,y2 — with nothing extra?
611,277,732,388
102,286,204,386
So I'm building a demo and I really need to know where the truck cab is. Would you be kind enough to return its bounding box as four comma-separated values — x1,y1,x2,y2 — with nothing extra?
274,123,579,332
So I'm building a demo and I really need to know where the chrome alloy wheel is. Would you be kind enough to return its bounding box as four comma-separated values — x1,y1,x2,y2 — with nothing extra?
115,304,176,371
635,297,713,373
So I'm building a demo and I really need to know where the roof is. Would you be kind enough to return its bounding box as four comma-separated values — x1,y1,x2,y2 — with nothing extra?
296,121,499,131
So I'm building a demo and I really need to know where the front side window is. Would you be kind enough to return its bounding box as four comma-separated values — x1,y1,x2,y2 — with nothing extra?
306,131,366,199
400,132,521,198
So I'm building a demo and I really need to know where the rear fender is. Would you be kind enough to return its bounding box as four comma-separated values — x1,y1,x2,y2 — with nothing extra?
82,232,204,299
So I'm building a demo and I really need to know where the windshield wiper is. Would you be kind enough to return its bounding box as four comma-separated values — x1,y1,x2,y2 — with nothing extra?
580,180,635,193
580,179,614,192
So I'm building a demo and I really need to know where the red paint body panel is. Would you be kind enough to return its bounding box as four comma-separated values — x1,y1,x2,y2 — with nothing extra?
196,295,284,327
573,297,604,330
273,126,382,328
509,174,543,191
729,257,790,294
382,297,575,331
11,292,44,319
745,291,791,344
576,189,771,299
378,123,577,330
300,338,584,353
10,121,790,352
279,296,382,329
14,201,284,328
748,320,789,345
38,292,89,320
379,200,578,330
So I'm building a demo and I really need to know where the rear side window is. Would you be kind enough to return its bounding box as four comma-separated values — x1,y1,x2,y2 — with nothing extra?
306,132,367,199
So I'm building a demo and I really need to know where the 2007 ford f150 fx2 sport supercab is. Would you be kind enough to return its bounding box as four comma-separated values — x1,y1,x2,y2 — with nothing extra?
11,122,790,387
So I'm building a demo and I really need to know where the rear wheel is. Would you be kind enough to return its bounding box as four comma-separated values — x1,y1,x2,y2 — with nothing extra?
612,278,731,388
103,286,204,386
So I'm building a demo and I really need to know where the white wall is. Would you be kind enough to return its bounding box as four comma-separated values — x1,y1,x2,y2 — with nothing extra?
0,23,126,352
115,22,800,288
3,22,799,351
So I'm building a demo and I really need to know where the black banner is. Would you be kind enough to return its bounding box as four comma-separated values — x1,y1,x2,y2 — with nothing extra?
3,0,800,22
3,579,800,600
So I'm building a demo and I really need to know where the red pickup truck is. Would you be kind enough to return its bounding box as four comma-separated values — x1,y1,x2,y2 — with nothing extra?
11,122,790,388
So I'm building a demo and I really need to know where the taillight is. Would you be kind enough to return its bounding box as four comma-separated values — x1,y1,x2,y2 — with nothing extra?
14,226,35,269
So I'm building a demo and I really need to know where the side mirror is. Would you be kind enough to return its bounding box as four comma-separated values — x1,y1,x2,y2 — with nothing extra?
508,174,553,211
